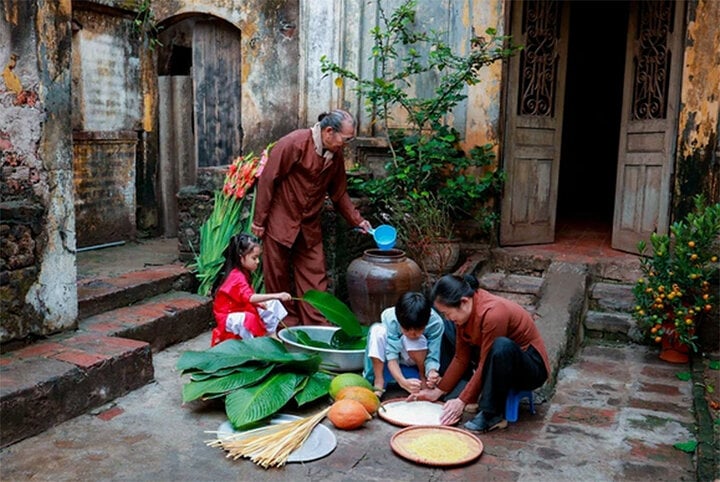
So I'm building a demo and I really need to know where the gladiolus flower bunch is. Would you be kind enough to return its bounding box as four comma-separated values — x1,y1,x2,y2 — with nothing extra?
192,144,274,296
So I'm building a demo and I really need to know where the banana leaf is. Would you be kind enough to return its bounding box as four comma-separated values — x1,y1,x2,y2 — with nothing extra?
182,365,274,403
285,329,333,349
294,372,333,406
176,337,321,374
330,328,368,350
176,351,258,375
189,367,240,381
301,289,363,337
225,372,302,428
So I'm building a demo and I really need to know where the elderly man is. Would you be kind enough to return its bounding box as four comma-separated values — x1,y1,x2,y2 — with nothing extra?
251,110,372,326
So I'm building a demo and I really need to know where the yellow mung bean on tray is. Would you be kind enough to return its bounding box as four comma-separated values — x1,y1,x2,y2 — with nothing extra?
401,431,473,463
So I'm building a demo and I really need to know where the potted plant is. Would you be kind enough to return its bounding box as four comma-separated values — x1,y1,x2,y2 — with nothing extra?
632,195,720,362
385,193,460,276
322,0,515,262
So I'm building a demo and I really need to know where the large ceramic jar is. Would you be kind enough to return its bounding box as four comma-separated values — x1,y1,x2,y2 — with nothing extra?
346,248,423,325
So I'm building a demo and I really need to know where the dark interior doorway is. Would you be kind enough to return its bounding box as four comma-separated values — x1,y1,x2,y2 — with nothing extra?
557,1,629,234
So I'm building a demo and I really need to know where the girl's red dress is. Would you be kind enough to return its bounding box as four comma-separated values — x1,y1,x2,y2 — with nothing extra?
211,268,265,346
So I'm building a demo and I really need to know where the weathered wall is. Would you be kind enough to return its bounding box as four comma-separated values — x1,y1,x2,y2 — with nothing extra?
71,3,142,247
153,0,300,156
1,0,77,343
675,0,720,217
73,131,137,246
300,0,505,153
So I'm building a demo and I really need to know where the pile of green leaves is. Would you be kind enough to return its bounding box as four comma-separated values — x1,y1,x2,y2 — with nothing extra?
177,337,332,429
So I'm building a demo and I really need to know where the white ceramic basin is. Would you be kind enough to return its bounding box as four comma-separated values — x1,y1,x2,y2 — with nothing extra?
277,326,365,372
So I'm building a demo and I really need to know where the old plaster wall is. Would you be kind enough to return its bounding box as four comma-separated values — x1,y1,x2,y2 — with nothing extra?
675,0,720,216
0,0,76,343
300,0,505,154
153,0,299,156
71,4,142,247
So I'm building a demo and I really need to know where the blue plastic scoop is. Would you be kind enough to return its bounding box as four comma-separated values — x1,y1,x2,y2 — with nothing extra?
370,224,397,250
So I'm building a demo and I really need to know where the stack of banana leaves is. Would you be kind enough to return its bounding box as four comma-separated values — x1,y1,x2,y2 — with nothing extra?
177,337,332,429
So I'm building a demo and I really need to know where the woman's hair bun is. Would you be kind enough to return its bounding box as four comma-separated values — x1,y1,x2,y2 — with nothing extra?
463,274,479,290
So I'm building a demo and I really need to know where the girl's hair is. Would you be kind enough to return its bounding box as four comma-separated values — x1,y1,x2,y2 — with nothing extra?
318,109,356,131
430,274,479,307
395,292,431,330
212,233,260,294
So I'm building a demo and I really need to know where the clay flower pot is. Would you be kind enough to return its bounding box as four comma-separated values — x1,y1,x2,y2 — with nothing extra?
659,323,690,364
418,239,460,274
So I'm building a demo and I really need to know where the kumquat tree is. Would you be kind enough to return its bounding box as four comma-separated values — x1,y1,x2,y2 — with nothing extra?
632,195,720,353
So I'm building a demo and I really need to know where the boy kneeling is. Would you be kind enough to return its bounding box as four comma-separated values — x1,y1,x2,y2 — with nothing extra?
363,292,444,396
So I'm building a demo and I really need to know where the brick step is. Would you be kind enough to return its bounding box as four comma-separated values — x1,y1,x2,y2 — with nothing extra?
80,291,214,352
0,334,152,448
77,264,196,320
1,282,212,448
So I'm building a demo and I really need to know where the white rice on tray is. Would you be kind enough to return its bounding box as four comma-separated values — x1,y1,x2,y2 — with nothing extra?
380,400,444,425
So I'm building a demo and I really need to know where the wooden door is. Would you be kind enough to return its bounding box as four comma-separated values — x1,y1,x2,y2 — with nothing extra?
612,1,685,253
193,20,242,167
158,76,194,236
500,0,570,245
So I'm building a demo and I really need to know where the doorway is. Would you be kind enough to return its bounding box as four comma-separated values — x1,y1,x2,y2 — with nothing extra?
556,1,629,241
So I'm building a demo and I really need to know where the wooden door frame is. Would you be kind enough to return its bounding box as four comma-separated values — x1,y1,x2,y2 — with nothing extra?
611,0,686,253
500,0,569,246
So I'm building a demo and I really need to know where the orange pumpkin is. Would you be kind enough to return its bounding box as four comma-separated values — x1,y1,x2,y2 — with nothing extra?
327,399,372,430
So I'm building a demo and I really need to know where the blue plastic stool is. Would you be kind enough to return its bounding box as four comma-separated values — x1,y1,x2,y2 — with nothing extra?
505,389,535,422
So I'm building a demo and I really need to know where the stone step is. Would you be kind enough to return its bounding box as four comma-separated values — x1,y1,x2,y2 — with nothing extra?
589,281,636,312
584,310,643,343
80,291,214,352
478,271,543,313
1,267,211,448
77,264,196,320
478,272,544,295
585,280,642,343
0,334,152,448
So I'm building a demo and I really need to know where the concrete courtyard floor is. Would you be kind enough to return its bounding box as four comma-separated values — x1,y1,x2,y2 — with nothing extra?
0,329,699,481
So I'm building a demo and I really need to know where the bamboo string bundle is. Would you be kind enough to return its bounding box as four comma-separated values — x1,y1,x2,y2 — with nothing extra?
207,407,330,468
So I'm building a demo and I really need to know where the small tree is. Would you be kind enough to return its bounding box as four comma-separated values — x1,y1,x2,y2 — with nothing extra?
321,0,520,226
632,195,720,352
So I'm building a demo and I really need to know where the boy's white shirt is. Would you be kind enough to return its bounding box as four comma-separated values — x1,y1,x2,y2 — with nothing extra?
367,323,427,366
375,306,444,376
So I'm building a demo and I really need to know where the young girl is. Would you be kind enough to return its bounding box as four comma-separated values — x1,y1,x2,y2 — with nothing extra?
211,233,292,347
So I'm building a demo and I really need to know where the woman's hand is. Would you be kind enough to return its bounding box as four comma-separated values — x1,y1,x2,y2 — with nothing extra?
277,292,292,302
409,387,443,403
440,398,465,425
